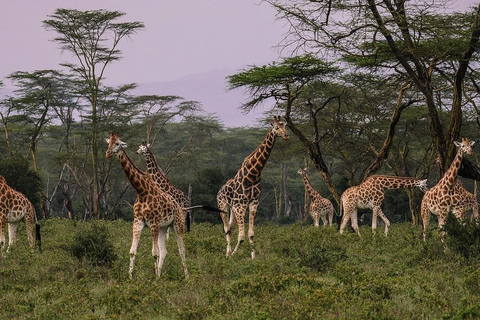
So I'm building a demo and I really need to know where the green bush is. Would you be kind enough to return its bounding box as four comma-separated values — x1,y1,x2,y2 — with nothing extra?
443,213,480,260
67,223,117,266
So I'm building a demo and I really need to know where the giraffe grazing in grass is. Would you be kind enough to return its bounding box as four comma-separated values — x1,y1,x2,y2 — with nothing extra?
136,142,192,231
421,137,476,241
0,175,41,253
297,167,335,226
106,133,188,278
339,175,428,236
217,116,289,258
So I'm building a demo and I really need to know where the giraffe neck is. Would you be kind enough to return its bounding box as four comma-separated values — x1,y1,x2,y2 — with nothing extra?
439,149,463,191
369,175,422,189
117,149,149,195
144,148,161,175
301,174,317,197
236,128,277,181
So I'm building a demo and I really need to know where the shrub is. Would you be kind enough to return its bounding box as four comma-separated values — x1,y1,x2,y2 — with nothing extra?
67,223,117,266
443,213,480,260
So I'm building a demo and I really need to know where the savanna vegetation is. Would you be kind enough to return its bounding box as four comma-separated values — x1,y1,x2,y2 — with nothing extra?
1,219,480,319
1,1,480,318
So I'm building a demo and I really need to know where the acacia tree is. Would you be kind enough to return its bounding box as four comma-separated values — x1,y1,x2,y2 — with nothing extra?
266,0,480,172
43,9,144,218
228,54,343,203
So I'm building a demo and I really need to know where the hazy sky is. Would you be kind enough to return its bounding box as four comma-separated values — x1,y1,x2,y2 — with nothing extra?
0,0,287,86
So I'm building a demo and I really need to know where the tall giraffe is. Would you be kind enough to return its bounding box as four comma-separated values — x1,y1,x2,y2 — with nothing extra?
136,142,192,231
0,175,41,253
217,116,289,258
339,175,428,235
297,167,335,226
421,137,475,240
106,133,188,278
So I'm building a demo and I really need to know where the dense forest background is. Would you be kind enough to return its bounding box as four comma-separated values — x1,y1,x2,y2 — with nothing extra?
1,1,480,229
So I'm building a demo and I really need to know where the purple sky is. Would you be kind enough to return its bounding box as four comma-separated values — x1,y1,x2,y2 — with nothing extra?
0,0,287,86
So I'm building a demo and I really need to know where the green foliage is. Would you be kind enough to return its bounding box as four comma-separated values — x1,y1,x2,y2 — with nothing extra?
0,155,42,209
1,219,480,319
443,213,480,261
67,222,117,266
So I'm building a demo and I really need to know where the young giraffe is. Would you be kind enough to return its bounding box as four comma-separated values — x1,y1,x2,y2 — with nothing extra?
421,137,475,241
106,133,188,278
217,116,289,258
297,167,335,226
339,175,428,235
136,142,192,231
0,175,41,253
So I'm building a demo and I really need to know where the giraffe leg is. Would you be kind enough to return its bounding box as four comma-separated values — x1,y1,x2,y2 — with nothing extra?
172,224,189,278
373,206,390,235
0,215,6,254
25,211,35,248
129,218,145,279
6,222,20,253
339,207,351,235
247,201,258,259
350,209,361,236
150,226,161,277
231,205,246,257
320,210,328,226
328,206,334,225
155,227,168,278
420,199,430,242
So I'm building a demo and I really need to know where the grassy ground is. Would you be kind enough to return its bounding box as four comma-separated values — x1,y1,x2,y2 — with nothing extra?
1,218,479,319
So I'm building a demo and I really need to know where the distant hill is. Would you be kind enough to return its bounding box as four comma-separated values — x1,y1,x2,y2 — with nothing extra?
1,68,271,127
132,68,268,127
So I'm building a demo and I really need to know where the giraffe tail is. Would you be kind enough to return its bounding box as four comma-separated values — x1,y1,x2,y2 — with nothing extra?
337,197,344,230
35,223,42,253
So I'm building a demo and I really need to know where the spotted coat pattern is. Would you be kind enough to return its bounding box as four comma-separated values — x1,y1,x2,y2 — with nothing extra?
106,133,188,278
0,175,37,252
298,167,334,226
340,175,428,235
136,142,191,228
421,138,476,240
217,116,289,258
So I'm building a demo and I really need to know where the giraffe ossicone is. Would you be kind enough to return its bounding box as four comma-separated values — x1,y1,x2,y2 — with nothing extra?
297,167,335,227
106,133,188,278
217,115,289,259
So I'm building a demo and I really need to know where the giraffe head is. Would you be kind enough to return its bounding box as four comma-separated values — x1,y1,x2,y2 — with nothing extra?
453,137,475,156
136,141,151,155
417,179,428,192
297,167,307,176
271,116,289,140
105,132,128,158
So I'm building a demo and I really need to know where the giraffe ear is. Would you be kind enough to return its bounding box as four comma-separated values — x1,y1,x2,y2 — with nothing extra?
147,144,151,148
453,141,461,147
106,138,110,144
470,141,476,147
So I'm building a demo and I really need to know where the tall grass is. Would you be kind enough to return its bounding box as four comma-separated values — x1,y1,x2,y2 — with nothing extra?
0,218,479,319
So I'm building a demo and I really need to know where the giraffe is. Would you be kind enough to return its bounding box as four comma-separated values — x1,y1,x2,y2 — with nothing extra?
106,133,188,278
217,116,289,258
297,167,335,226
451,180,479,220
0,175,41,253
136,142,192,231
339,175,428,235
421,137,476,240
